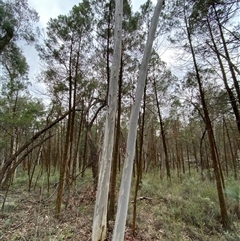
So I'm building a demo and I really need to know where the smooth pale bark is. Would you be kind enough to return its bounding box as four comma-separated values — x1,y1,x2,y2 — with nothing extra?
112,1,164,240
92,0,123,240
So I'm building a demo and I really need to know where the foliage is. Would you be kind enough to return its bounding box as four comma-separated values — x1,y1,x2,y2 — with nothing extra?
1,169,240,240
0,0,39,53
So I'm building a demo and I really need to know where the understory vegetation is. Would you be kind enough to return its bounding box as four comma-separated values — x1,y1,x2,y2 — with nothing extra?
1,169,240,241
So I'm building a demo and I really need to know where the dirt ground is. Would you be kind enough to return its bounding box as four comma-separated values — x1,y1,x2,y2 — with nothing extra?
0,184,152,241
1,175,239,241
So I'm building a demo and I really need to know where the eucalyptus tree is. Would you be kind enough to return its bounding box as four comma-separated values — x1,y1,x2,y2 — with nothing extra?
188,0,240,132
0,42,44,186
163,0,231,229
148,50,177,179
37,0,95,217
92,0,146,222
207,1,240,104
184,1,229,228
108,0,142,222
0,0,39,54
92,0,114,99
181,70,233,174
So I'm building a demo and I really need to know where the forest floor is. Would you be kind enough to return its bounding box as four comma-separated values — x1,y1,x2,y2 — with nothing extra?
0,169,240,241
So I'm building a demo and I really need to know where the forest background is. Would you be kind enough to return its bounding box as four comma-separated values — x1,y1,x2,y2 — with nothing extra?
0,0,240,240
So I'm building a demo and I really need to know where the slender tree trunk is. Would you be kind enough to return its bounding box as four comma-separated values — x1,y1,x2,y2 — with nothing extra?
92,0,123,239
55,113,72,218
207,17,240,132
87,130,99,189
175,138,181,179
222,119,228,177
200,128,208,176
55,42,74,216
72,110,83,185
186,140,191,175
108,55,123,222
223,116,237,179
112,1,164,239
28,145,42,192
213,4,240,105
105,0,113,100
82,122,88,177
132,83,147,234
153,78,171,179
185,13,229,228
0,111,70,187
180,142,185,175
132,139,139,235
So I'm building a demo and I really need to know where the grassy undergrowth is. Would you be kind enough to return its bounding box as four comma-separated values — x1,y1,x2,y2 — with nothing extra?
0,167,240,240
128,170,240,240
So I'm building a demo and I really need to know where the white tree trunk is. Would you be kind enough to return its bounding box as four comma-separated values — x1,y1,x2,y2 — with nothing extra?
92,0,123,240
112,1,164,240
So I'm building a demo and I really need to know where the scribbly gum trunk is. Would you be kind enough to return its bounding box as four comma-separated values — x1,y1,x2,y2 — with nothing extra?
92,0,123,240
112,1,165,240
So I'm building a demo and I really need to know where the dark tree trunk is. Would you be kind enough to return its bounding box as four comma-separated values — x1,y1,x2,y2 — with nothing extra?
0,110,71,187
55,41,74,217
207,17,240,133
132,80,146,234
213,4,240,105
185,14,229,228
153,78,171,179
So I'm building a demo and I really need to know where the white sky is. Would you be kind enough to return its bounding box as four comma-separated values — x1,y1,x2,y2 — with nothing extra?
28,0,156,29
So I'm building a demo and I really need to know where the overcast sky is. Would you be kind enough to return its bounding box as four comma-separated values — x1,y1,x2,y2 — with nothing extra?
28,0,156,28
24,0,161,96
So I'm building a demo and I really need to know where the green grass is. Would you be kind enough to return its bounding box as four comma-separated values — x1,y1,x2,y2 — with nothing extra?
1,167,240,240
129,170,240,240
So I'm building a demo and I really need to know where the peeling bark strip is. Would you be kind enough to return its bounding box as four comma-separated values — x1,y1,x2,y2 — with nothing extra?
112,1,165,240
92,0,123,240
